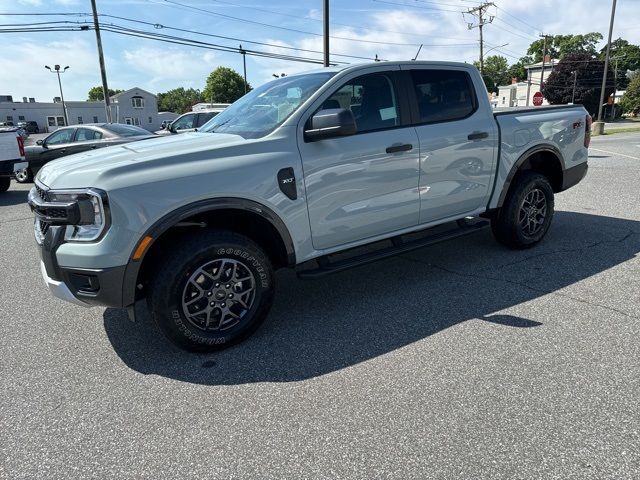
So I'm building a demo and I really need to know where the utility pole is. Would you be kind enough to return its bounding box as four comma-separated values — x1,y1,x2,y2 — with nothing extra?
239,44,247,94
610,55,624,120
596,0,617,130
323,0,329,67
465,2,495,77
90,0,112,122
539,33,551,89
572,70,578,104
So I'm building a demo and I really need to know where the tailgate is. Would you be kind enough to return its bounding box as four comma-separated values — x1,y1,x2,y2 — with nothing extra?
0,132,21,162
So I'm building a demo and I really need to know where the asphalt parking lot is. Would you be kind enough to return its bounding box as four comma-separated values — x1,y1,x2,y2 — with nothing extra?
1,133,639,479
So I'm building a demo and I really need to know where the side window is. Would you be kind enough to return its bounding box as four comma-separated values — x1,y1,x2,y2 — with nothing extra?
46,128,74,145
197,112,216,127
76,128,102,141
172,113,195,130
321,73,399,134
410,69,476,124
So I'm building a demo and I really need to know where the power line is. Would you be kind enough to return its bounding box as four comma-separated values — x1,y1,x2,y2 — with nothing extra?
154,0,430,47
464,2,495,76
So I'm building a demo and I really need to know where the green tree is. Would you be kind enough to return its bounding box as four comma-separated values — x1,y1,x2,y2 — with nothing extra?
542,53,615,116
619,74,640,115
87,86,124,101
507,56,534,83
599,38,640,89
202,67,250,104
473,55,509,92
157,87,203,113
527,33,603,62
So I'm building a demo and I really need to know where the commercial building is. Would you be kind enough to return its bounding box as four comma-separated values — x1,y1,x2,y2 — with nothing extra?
0,87,162,133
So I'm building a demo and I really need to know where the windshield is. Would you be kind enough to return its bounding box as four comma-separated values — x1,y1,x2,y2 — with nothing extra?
200,72,335,139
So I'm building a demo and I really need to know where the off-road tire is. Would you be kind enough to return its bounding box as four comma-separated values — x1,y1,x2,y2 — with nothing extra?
0,177,10,193
491,171,554,249
147,230,275,352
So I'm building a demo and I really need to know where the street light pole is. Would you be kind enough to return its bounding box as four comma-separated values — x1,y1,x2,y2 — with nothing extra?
45,65,69,126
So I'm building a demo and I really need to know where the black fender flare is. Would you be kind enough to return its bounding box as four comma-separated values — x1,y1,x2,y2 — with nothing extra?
496,144,565,208
121,197,296,307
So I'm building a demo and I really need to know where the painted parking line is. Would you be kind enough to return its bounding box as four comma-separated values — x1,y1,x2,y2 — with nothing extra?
589,147,640,161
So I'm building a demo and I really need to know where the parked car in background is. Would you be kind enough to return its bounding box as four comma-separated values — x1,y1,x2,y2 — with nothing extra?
0,128,25,193
17,123,155,183
18,121,39,133
155,106,228,135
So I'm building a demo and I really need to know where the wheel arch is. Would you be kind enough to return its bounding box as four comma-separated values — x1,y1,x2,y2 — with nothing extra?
121,197,296,307
496,144,565,208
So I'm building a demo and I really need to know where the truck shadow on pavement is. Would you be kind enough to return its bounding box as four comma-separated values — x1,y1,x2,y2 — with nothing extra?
103,211,640,385
0,190,29,207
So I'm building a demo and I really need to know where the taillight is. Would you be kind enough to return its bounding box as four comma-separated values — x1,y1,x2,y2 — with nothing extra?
584,114,592,148
17,136,25,158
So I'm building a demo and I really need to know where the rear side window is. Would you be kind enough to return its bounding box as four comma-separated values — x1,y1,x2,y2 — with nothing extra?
410,69,476,124
197,112,217,127
76,128,103,141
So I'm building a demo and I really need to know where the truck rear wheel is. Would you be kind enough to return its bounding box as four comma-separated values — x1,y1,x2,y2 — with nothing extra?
147,230,275,352
14,167,33,184
491,171,554,249
0,177,10,193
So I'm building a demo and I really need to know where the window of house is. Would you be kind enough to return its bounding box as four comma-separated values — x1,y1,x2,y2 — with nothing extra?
133,117,141,126
47,117,56,127
18,115,25,121
502,96,506,104
56,116,65,126
148,116,152,123
131,96,144,108
93,116,99,123
321,73,399,134
6,116,13,122
410,69,476,124
78,116,83,124
124,117,133,125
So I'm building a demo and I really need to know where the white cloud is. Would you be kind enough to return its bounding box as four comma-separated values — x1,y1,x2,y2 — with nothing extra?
122,47,217,90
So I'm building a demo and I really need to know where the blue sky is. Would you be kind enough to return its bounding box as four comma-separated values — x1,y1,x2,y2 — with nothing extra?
1,0,638,102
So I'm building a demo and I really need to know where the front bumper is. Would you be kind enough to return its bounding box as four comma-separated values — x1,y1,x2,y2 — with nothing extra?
38,224,128,308
40,260,90,307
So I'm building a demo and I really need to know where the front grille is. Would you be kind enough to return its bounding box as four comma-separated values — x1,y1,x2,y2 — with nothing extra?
34,182,51,244
46,208,67,219
35,184,50,202
39,220,50,236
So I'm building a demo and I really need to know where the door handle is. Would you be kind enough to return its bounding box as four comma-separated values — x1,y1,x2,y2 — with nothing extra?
59,150,66,154
386,143,413,154
91,146,97,149
467,131,488,141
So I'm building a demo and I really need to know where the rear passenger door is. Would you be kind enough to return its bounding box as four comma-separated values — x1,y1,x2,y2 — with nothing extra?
401,66,498,223
72,128,104,154
196,112,217,128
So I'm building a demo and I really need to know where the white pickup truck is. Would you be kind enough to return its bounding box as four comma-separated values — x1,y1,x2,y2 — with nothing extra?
0,129,26,193
29,61,590,351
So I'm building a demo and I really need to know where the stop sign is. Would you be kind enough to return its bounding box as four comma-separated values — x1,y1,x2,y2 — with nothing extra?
533,91,544,106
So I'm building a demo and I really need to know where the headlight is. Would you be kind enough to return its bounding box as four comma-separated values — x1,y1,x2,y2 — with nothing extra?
48,189,109,242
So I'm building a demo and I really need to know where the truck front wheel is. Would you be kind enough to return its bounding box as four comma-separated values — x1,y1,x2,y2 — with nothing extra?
148,230,275,351
491,171,554,249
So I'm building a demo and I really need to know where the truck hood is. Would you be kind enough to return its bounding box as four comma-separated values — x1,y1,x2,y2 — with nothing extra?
37,132,245,189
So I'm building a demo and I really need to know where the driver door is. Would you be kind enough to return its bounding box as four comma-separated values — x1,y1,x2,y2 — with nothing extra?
39,127,77,163
171,113,196,134
297,68,420,251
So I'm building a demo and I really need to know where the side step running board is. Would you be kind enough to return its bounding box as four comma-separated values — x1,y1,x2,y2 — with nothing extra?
297,219,489,279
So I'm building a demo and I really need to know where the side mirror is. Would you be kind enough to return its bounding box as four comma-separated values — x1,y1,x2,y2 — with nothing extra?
304,108,357,141
36,139,44,146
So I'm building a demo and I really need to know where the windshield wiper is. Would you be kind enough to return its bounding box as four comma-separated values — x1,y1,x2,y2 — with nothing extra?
208,119,231,133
